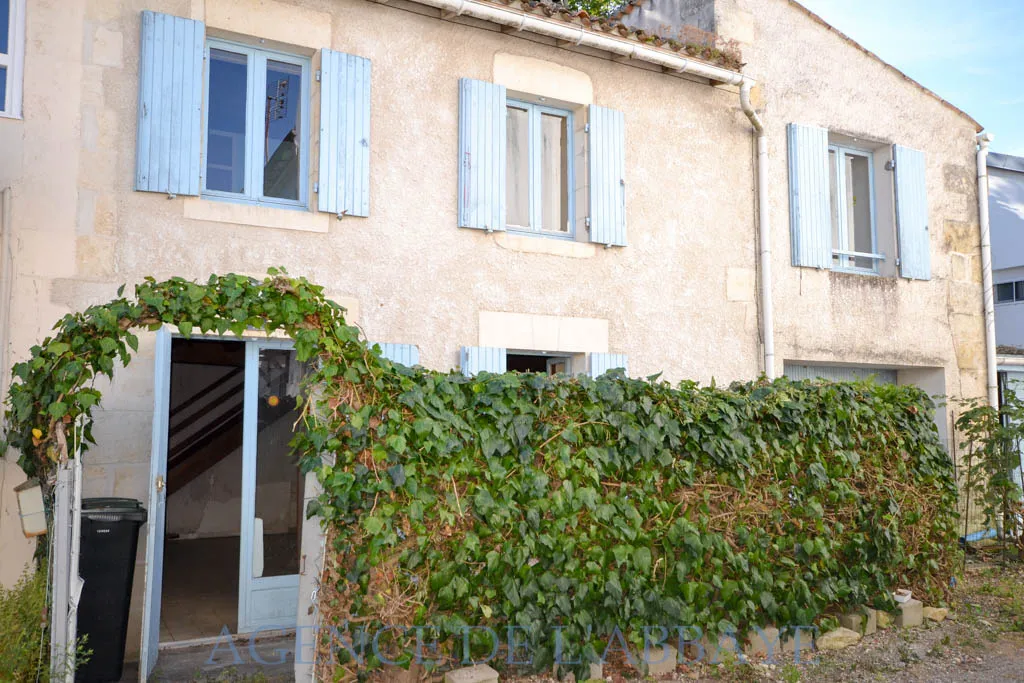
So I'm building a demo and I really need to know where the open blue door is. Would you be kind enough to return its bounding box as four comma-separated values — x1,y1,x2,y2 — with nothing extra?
139,328,171,680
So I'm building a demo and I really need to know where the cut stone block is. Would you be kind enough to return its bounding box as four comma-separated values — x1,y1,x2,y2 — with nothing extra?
445,665,499,683
923,606,949,622
817,627,861,651
587,662,603,681
862,607,878,635
896,599,924,628
780,628,816,658
839,612,864,633
643,644,678,676
840,607,877,635
700,633,745,664
743,626,780,660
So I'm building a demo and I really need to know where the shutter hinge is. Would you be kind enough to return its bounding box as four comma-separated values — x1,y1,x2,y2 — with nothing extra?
313,182,319,193
885,159,896,171
316,69,322,82
584,123,591,134
585,216,592,231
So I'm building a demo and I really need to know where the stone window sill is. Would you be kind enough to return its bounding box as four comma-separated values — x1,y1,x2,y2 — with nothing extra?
184,197,331,233
493,231,596,258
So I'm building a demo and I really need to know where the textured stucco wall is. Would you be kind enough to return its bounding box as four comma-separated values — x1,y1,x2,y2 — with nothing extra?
0,0,987,662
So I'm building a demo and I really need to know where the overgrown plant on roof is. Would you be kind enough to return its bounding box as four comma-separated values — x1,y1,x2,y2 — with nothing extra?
2,270,958,680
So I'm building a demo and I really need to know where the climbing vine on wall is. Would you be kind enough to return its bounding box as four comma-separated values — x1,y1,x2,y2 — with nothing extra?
3,270,960,680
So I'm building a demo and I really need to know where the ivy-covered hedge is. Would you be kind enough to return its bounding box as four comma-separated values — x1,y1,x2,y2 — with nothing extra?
309,362,959,675
0,271,958,677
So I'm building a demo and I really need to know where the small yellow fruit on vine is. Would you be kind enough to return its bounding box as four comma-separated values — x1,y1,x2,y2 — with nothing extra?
267,395,280,407
31,428,42,439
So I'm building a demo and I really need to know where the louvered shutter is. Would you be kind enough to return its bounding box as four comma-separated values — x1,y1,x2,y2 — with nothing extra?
458,78,506,231
893,144,931,280
377,343,420,367
589,353,628,378
135,11,204,195
460,346,506,376
787,124,832,268
319,49,371,218
587,105,627,247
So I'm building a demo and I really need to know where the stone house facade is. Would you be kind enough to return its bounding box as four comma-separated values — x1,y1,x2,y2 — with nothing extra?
0,0,989,677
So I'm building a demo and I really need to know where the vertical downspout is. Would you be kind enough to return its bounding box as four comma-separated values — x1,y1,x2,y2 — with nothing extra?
977,133,998,408
740,80,776,378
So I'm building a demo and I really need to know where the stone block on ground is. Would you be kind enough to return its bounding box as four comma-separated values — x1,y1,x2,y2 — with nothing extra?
923,606,949,622
780,628,816,658
840,607,877,635
445,664,499,683
700,633,745,664
743,626,780,659
816,627,861,651
643,644,678,675
896,599,924,628
587,662,603,680
862,607,878,635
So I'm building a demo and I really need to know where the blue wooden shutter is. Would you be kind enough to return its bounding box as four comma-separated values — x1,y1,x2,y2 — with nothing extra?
590,353,628,378
377,343,419,367
460,346,506,376
318,49,371,218
135,11,204,196
894,144,931,280
787,123,832,268
588,105,627,247
458,78,506,231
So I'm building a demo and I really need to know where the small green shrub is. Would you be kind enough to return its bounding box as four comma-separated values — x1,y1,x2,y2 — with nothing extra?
0,567,47,682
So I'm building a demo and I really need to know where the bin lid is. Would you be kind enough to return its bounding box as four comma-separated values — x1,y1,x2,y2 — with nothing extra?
81,497,148,523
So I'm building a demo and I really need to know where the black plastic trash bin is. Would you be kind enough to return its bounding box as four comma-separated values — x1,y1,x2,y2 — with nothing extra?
75,498,147,683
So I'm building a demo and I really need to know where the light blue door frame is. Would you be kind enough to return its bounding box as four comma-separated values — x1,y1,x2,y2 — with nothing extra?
238,338,301,633
141,331,299,676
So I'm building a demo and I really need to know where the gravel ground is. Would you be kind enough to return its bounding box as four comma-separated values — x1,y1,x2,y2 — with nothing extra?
513,559,1024,683
628,559,1024,683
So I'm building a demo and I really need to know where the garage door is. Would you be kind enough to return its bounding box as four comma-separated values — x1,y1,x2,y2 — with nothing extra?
784,363,897,384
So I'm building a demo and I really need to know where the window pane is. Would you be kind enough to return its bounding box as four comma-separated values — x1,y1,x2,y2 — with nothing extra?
506,106,530,228
1016,281,1024,302
845,153,873,269
829,149,840,265
253,348,306,577
0,0,9,55
0,66,6,112
263,60,302,201
540,113,569,233
997,283,1015,303
206,49,248,194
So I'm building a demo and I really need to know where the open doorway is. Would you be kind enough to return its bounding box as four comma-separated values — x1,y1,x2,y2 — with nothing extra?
158,338,303,644
507,352,573,374
161,338,245,641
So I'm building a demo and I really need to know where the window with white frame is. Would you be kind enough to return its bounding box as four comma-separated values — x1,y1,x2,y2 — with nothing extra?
204,40,310,207
996,281,1024,305
829,144,878,272
506,100,574,236
0,0,24,117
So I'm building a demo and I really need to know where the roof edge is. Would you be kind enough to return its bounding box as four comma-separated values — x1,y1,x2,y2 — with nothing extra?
988,152,1024,173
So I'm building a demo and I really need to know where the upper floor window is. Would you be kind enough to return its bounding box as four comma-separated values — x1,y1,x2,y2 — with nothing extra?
996,281,1024,304
0,0,24,118
458,78,626,246
829,145,878,272
204,40,310,207
506,100,574,237
788,124,929,280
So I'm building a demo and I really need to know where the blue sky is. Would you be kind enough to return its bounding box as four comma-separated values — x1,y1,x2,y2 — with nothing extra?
797,0,1024,156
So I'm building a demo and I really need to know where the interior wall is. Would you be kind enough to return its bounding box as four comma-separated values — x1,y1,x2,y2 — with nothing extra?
166,411,299,538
